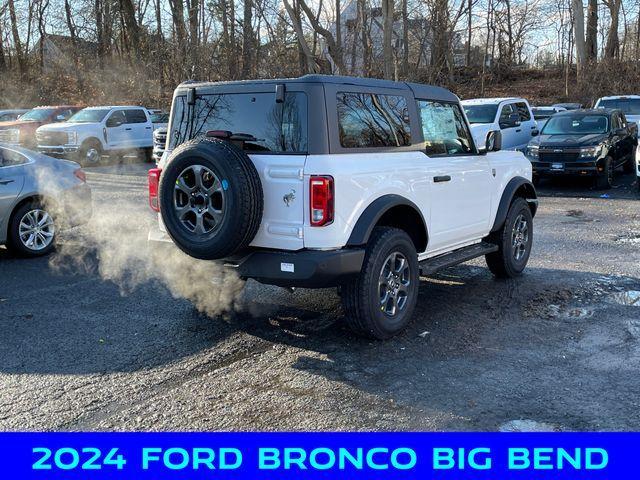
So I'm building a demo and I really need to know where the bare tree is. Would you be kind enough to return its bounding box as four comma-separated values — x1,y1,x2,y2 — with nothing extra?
571,0,586,79
604,0,621,58
585,0,597,60
382,0,394,78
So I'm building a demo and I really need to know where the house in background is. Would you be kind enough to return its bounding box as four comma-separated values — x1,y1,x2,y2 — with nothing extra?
325,1,472,74
35,34,98,73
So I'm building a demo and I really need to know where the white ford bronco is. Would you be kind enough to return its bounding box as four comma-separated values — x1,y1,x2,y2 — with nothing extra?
148,75,538,339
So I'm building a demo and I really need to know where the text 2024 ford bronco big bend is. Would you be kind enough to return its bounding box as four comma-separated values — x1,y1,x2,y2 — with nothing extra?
148,75,538,339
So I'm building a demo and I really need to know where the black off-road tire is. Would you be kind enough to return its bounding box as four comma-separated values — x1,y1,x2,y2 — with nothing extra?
623,155,635,174
158,137,263,260
596,157,614,190
6,201,57,257
486,197,533,278
341,227,419,340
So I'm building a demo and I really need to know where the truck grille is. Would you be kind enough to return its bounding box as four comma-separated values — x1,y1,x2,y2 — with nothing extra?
153,130,167,150
539,151,579,163
36,131,68,146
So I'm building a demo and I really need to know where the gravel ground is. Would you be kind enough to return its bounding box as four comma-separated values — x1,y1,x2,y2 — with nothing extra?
1,163,639,432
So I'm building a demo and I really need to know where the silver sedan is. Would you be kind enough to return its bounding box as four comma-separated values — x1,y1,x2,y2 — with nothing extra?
0,144,91,256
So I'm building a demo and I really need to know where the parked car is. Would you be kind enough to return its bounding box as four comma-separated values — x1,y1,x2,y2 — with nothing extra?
149,111,169,130
526,108,637,189
0,106,82,150
594,95,640,136
0,144,91,256
36,106,154,166
152,126,167,164
462,97,538,152
531,106,567,129
148,75,538,339
0,109,28,122
552,103,583,111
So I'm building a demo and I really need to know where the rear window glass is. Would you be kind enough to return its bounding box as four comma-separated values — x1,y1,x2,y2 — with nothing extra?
169,92,308,153
337,92,411,148
0,147,28,167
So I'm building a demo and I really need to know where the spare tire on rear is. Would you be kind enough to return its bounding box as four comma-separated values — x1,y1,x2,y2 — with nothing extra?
158,137,263,260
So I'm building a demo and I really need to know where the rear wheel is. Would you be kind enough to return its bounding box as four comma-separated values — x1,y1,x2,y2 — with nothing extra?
341,227,419,340
486,197,533,278
596,157,614,189
6,202,56,257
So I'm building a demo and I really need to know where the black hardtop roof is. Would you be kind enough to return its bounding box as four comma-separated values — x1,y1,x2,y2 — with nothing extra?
177,74,458,103
555,108,618,117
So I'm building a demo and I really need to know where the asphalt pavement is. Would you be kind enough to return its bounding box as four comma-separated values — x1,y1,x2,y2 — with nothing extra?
1,163,639,431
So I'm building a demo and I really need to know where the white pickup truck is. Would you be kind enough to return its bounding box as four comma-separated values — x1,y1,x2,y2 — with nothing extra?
462,97,538,152
36,106,154,165
148,75,538,339
595,95,640,137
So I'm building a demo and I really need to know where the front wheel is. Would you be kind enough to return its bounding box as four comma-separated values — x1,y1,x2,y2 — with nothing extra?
77,141,103,167
486,197,533,278
341,227,419,340
6,202,57,257
596,157,614,189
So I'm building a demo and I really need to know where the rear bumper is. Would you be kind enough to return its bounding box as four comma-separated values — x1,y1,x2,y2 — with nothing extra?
148,226,365,288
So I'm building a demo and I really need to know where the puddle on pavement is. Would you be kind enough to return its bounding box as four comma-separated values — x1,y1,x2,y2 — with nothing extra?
608,291,640,307
499,420,560,432
547,305,595,319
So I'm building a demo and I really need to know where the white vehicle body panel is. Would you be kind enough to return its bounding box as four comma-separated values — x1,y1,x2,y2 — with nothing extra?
595,96,640,137
36,107,153,152
462,98,537,152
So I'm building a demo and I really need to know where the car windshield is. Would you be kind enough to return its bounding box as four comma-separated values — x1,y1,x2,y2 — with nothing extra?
20,108,55,121
542,115,609,135
597,98,640,115
462,104,498,124
150,113,169,123
532,108,555,119
68,109,109,123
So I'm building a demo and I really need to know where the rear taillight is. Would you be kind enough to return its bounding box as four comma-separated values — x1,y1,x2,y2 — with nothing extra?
74,168,86,183
310,175,334,227
148,168,162,212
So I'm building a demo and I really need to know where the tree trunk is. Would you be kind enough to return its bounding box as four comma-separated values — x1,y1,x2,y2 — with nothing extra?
585,0,597,61
64,0,85,92
188,0,199,45
466,0,472,66
402,0,409,75
604,0,620,59
359,0,371,75
7,0,24,73
120,0,141,56
241,0,253,78
169,0,187,50
572,0,586,81
283,0,316,73
336,0,341,66
382,0,394,79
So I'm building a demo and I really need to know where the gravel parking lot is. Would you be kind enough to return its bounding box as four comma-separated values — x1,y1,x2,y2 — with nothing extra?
1,163,639,431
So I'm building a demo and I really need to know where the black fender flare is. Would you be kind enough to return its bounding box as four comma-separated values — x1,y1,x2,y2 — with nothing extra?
491,176,538,232
346,194,428,247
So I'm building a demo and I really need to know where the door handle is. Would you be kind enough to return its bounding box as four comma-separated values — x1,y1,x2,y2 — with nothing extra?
125,127,132,131
433,175,451,183
145,127,152,130
0,179,14,185
515,128,522,132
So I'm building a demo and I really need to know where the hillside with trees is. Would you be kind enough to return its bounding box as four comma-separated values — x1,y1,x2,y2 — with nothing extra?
0,0,639,108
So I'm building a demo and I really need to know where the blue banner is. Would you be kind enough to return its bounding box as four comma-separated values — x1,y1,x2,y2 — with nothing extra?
0,432,636,479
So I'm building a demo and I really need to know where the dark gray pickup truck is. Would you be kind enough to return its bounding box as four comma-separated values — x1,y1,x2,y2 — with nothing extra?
526,108,637,189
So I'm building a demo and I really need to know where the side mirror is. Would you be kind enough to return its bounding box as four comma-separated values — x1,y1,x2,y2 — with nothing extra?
486,130,502,152
613,127,626,136
55,114,66,121
531,129,539,137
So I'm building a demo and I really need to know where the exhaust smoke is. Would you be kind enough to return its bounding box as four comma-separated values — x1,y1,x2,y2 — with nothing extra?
42,167,246,317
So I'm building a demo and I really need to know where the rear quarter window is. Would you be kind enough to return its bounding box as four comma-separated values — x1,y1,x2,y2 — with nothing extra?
337,92,411,148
